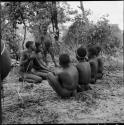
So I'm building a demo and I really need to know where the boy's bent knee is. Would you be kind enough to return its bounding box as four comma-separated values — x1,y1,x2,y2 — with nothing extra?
24,73,42,82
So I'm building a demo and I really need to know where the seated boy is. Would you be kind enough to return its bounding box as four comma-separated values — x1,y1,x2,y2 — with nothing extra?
87,46,98,84
47,54,79,98
32,42,53,80
19,41,43,83
76,47,92,92
95,45,104,79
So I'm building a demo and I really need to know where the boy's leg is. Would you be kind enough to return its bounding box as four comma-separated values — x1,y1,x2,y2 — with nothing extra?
31,68,49,80
34,71,48,80
90,61,98,84
23,73,42,83
49,47,58,67
77,85,83,92
84,84,92,90
23,78,37,83
77,84,92,92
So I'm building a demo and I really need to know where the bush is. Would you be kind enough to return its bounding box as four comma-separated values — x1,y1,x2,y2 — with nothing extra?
62,15,122,56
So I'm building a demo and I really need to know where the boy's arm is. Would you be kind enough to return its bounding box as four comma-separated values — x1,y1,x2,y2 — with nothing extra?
58,72,76,90
90,61,97,83
20,51,29,66
98,58,104,73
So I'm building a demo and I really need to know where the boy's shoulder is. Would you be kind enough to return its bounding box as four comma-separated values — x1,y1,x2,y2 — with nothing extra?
76,61,90,67
89,57,97,62
97,56,103,63
96,56,103,60
21,50,31,58
77,61,90,64
21,49,28,54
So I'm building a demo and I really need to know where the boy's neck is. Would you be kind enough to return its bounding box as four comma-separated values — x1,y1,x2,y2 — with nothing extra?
27,48,33,52
78,58,86,62
89,55,96,60
62,64,70,69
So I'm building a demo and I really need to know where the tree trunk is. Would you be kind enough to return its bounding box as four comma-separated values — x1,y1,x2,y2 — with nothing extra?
22,21,26,50
51,1,59,42
80,1,85,18
80,1,89,24
51,1,60,55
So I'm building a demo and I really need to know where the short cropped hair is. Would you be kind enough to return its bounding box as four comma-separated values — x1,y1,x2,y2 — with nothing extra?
76,47,87,59
95,45,101,56
25,41,33,49
59,54,70,67
35,42,41,49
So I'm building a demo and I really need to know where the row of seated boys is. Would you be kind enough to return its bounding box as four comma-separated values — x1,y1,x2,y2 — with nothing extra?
47,45,104,98
19,41,103,98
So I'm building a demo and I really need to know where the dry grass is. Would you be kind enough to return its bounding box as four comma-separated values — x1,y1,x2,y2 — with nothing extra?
2,54,124,124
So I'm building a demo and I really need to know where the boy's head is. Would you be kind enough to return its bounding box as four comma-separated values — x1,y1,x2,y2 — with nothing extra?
35,42,40,48
35,42,43,49
87,46,96,59
25,41,35,50
59,54,71,67
95,45,101,56
76,47,87,61
35,42,43,52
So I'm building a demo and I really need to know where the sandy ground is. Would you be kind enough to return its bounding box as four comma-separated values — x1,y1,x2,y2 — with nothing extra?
1,55,124,124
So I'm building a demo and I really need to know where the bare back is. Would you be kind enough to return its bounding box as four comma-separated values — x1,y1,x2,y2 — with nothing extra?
76,61,91,85
58,65,79,91
1,41,11,80
97,57,104,73
89,58,98,80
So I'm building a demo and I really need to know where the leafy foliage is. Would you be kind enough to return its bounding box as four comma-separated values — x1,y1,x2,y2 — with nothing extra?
1,2,27,57
62,9,92,50
1,1,72,58
63,14,122,56
1,1,122,59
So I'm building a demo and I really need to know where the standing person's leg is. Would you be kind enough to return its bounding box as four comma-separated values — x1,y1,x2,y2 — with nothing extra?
43,50,48,66
47,72,73,98
49,47,57,67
